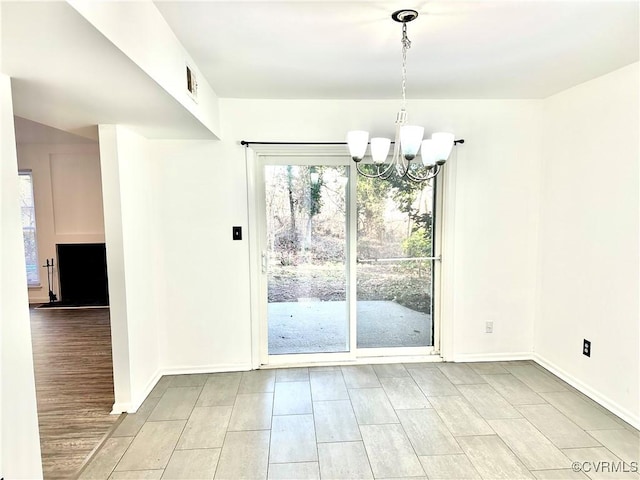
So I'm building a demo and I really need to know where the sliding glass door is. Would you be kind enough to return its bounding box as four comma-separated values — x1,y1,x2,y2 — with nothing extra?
264,164,349,355
356,176,435,350
255,153,438,364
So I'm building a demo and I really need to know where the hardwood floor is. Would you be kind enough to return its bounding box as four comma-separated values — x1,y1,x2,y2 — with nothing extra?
30,306,119,479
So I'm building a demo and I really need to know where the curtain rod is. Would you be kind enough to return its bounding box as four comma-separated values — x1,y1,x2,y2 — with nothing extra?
240,139,465,146
240,141,346,146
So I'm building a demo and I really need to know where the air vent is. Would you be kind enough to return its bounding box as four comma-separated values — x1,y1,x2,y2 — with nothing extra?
186,63,198,102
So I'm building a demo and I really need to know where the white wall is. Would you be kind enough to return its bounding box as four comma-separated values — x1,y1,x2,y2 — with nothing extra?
536,63,639,426
16,143,104,303
68,0,221,139
150,139,254,373
99,125,162,412
0,75,43,478
99,125,133,412
151,99,542,371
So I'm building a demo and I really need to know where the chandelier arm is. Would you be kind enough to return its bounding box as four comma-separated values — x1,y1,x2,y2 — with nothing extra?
396,153,411,178
355,161,396,179
405,164,441,183
347,10,456,185
381,168,395,180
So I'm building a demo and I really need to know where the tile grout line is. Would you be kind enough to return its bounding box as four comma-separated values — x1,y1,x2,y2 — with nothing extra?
343,365,376,478
310,377,321,478
265,374,276,479
514,403,604,450
160,391,197,478
447,369,575,474
73,411,128,480
109,380,178,477
82,364,638,479
210,393,235,480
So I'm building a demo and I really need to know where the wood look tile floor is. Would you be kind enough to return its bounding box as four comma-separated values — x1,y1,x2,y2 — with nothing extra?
30,306,119,479
80,361,640,480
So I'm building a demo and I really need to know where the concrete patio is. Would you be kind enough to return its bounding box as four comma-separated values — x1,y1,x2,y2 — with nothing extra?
268,300,432,354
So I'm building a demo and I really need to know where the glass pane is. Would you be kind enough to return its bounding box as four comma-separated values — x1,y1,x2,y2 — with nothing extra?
266,165,349,354
19,173,40,285
18,174,35,208
23,230,40,284
356,175,434,348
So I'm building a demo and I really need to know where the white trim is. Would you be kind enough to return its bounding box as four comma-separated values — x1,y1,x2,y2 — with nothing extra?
253,153,356,366
264,352,353,366
29,297,49,305
432,173,444,356
249,146,444,366
245,145,348,156
114,363,254,414
260,355,443,369
450,351,640,429
160,363,253,376
438,154,458,361
111,368,161,414
357,346,436,357
533,354,640,429
347,159,358,358
453,352,534,362
354,354,442,365
35,304,109,310
110,402,133,414
245,147,262,369
114,355,639,431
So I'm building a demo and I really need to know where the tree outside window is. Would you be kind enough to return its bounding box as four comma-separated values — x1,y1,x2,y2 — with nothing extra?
19,171,40,285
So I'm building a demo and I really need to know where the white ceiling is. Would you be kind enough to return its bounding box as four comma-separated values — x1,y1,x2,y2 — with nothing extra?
2,2,216,139
13,117,96,144
155,1,639,99
1,1,637,140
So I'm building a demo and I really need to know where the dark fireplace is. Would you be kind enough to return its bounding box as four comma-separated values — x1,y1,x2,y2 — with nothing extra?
57,243,109,306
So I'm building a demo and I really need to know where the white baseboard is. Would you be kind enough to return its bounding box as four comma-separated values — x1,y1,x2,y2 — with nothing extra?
532,354,640,429
111,356,639,430
454,351,639,428
453,352,533,362
130,369,165,413
113,363,254,414
29,297,50,305
110,369,163,414
111,402,132,414
160,363,253,376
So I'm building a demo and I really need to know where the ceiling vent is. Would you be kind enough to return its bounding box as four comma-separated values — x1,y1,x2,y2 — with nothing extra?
186,63,198,102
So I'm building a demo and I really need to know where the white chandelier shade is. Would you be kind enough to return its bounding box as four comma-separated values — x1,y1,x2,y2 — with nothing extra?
345,9,463,183
370,137,391,164
420,139,436,166
399,125,424,160
346,130,369,161
432,132,455,162
347,131,456,164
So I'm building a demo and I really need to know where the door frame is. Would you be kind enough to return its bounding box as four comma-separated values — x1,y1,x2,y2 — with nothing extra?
246,145,445,368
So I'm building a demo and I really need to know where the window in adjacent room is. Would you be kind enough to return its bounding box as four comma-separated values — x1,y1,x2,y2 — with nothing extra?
19,171,40,285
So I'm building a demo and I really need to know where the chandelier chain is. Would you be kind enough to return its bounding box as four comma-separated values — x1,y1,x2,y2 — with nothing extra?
346,9,462,185
401,22,411,109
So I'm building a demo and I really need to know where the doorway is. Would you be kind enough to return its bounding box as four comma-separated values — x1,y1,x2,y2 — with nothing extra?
253,151,441,365
15,118,116,477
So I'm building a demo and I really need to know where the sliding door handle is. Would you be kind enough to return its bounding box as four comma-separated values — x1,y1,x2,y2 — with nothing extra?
261,251,268,274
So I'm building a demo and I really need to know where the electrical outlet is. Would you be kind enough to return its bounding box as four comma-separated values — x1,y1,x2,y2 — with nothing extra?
486,321,493,333
583,339,591,357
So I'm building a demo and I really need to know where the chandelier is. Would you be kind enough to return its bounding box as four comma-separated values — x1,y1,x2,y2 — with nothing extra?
346,9,463,183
